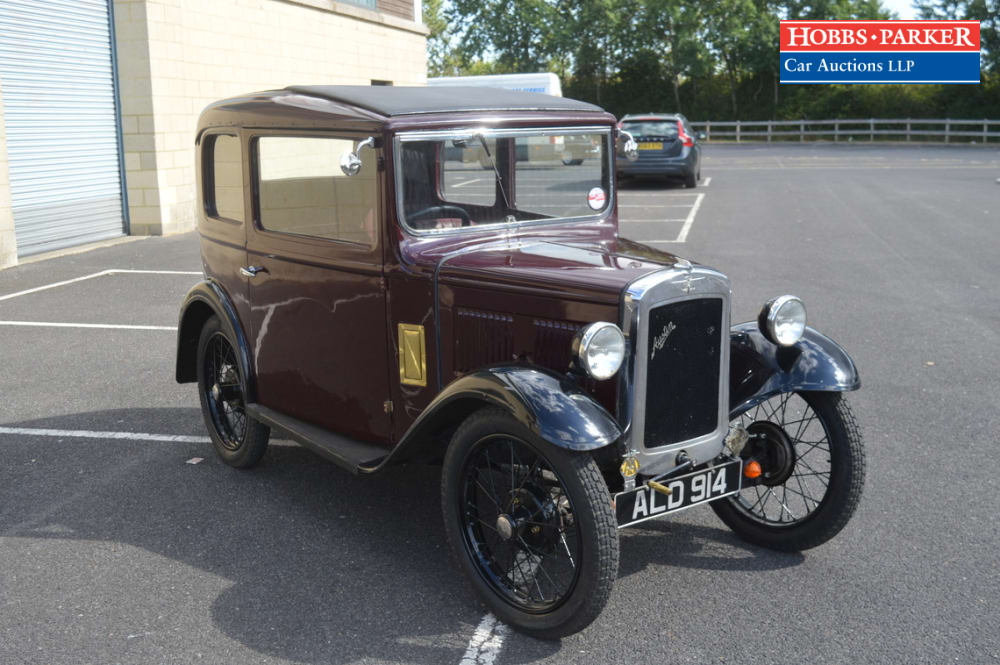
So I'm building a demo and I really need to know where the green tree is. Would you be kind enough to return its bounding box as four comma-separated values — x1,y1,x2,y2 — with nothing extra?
917,0,999,70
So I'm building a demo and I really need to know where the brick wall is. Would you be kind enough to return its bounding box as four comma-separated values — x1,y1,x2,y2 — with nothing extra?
0,79,15,269
113,0,427,236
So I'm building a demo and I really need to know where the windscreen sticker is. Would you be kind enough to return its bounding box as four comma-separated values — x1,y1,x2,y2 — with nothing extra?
587,187,607,210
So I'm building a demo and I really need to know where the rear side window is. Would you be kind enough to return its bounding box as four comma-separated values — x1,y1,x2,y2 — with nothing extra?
255,136,376,247
205,134,244,222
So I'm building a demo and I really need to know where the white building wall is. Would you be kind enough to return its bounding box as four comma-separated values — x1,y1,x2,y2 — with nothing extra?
113,0,427,236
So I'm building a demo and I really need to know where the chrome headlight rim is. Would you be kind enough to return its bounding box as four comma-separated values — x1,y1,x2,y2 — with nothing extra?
572,321,626,380
760,295,807,347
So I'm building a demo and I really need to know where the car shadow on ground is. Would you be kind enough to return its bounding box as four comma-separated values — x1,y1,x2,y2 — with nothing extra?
617,176,691,191
618,519,804,579
2,408,796,662
1,408,562,664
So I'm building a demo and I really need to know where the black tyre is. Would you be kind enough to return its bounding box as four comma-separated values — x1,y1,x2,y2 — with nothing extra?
562,157,584,166
711,392,865,551
196,316,270,468
683,170,698,188
442,408,619,638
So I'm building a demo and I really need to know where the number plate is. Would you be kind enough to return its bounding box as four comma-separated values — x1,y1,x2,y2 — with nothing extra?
615,460,742,528
638,141,663,150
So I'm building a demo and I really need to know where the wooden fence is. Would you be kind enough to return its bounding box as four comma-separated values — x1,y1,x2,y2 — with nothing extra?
688,118,1000,143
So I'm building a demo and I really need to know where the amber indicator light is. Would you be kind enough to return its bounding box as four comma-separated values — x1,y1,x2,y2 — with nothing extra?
744,461,762,479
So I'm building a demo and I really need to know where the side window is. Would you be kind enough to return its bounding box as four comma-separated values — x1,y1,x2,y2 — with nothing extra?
440,139,496,207
255,136,376,247
205,134,244,222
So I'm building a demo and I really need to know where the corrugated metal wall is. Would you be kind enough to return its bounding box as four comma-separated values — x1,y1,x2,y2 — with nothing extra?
0,0,125,256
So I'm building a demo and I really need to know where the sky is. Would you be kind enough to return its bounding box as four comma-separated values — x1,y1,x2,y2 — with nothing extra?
880,0,918,19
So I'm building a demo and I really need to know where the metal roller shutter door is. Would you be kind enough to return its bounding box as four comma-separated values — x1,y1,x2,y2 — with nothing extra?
0,0,125,256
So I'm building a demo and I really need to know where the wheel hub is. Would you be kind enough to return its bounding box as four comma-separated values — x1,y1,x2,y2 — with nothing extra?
495,514,515,540
746,421,797,487
506,486,561,551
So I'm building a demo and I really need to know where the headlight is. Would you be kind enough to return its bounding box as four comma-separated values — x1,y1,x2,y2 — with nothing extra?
572,322,626,380
759,295,807,346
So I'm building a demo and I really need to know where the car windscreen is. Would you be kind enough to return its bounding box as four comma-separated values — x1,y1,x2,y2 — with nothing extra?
397,128,611,233
620,121,679,139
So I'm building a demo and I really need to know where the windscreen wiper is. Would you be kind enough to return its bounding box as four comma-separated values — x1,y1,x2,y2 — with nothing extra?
477,133,512,211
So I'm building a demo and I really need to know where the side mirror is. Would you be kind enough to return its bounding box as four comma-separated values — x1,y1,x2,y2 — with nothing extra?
697,131,707,141
340,136,376,176
619,129,639,162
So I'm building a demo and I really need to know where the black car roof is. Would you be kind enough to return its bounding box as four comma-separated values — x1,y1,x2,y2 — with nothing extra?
285,85,605,116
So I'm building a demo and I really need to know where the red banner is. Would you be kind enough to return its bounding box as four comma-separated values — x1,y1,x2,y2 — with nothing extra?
780,20,980,52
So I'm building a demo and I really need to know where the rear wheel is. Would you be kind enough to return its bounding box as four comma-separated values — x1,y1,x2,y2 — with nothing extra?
711,392,865,551
196,316,270,468
442,408,619,638
684,170,698,188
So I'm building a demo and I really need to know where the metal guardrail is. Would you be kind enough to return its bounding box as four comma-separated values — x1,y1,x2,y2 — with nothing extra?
688,118,1000,143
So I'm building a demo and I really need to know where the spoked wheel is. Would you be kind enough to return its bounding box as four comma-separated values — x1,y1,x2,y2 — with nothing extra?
712,391,865,551
196,316,270,468
442,408,619,638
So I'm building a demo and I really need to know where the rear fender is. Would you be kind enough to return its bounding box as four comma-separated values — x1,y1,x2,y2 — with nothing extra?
729,322,860,418
175,280,255,401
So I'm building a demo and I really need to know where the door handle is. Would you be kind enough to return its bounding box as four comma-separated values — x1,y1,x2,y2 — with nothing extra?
240,265,268,278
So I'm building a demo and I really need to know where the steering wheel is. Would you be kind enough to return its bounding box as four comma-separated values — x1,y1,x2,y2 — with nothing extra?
407,205,472,229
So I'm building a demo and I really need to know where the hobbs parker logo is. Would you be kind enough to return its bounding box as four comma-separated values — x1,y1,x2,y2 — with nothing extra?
779,20,981,84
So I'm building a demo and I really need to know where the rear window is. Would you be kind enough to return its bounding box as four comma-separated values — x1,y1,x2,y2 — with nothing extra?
205,134,244,222
620,121,679,139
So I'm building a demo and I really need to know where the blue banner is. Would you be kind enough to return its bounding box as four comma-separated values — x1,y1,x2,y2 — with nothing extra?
779,51,980,84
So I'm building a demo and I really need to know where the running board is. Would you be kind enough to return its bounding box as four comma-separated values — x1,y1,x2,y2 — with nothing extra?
245,403,388,474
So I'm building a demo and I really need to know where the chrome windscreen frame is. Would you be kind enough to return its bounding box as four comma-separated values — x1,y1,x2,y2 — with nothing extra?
617,264,732,477
393,126,614,236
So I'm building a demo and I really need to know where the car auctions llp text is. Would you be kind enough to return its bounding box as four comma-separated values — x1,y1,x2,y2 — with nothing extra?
778,20,981,84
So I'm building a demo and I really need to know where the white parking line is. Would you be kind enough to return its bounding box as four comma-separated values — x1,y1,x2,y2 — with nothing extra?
621,219,687,223
452,178,486,189
460,614,508,665
642,192,705,244
619,204,694,208
702,176,712,187
0,269,201,302
621,191,700,196
0,426,209,443
0,321,175,331
0,270,112,302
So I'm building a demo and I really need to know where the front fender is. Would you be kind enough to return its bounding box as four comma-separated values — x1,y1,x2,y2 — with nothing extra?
402,366,621,454
729,322,860,418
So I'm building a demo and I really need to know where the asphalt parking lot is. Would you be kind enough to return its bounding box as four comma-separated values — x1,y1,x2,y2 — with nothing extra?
2,143,999,664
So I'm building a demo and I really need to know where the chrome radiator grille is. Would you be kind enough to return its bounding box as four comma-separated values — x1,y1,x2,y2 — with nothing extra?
619,264,731,475
643,298,723,447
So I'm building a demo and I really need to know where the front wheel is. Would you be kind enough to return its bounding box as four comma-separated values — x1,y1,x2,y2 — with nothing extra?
441,408,619,638
712,391,865,551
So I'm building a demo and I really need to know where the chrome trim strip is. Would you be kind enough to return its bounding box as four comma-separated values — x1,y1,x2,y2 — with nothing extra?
393,126,614,237
618,265,732,477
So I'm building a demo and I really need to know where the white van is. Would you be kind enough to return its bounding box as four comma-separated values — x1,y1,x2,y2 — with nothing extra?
427,72,562,97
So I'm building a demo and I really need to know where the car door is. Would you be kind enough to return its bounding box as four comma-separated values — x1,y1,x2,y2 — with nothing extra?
245,132,392,444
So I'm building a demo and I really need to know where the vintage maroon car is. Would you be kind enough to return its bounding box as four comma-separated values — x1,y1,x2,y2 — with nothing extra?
176,86,865,638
